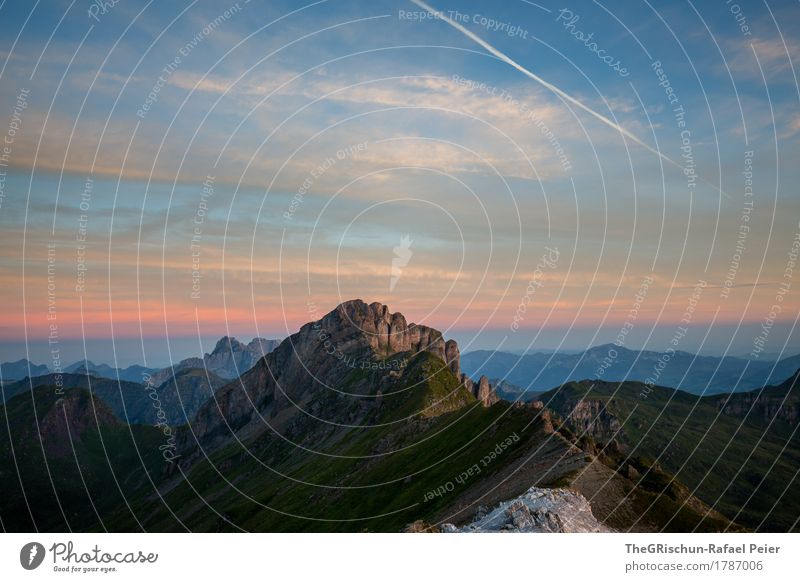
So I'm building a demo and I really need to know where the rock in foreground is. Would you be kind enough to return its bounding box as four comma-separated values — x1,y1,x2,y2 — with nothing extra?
441,487,612,533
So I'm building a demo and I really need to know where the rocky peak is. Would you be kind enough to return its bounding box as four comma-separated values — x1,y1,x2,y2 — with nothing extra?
474,375,500,406
457,374,500,408
203,335,281,379
186,300,497,452
313,299,447,360
445,339,460,378
316,300,496,405
149,335,282,386
211,336,245,355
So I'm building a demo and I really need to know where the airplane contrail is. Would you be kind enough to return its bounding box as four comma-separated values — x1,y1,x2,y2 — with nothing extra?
410,0,727,198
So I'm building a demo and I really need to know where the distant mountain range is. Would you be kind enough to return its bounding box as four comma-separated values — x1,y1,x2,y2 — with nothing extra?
6,340,795,397
1,336,280,384
64,361,158,383
0,359,50,382
1,300,797,532
1,368,229,426
1,336,281,426
462,345,800,397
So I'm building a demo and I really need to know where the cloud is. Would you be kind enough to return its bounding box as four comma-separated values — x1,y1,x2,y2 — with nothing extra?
780,113,800,139
169,70,238,94
5,65,586,186
408,0,694,181
726,34,800,81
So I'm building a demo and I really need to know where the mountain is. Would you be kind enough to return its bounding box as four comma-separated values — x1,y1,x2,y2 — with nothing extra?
1,369,227,426
536,374,800,531
0,385,164,531
145,367,229,425
1,374,145,411
2,300,797,532
63,361,157,383
101,300,731,532
0,359,50,382
147,336,281,386
184,300,495,454
462,345,800,396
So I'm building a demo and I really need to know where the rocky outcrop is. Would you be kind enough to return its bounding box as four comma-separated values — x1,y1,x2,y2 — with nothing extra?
473,375,499,406
566,399,623,442
445,339,460,378
713,370,800,425
204,336,281,379
458,373,499,407
320,300,447,359
538,407,555,433
149,336,281,386
441,487,612,532
460,374,474,396
718,393,799,424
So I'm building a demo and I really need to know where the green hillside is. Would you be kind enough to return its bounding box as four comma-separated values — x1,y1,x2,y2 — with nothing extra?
0,386,166,531
539,378,800,531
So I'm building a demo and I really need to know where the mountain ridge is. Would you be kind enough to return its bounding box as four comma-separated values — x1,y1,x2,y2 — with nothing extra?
462,345,800,396
0,358,50,382
2,300,798,532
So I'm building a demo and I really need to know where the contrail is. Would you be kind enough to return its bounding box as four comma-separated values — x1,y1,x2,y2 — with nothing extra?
410,0,727,198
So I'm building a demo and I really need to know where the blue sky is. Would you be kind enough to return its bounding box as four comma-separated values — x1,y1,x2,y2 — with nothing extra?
0,0,799,366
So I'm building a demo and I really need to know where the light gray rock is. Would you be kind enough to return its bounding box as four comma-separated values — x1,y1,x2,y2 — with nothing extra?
441,486,612,533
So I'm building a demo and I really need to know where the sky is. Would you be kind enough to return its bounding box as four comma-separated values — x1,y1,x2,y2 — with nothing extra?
0,0,799,367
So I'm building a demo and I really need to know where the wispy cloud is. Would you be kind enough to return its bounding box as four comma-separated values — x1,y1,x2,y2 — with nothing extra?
727,35,800,81
408,0,696,183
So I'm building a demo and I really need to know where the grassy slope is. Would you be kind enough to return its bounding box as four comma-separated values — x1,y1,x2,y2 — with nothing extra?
10,361,796,532
109,352,549,531
0,386,166,531
540,380,800,531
